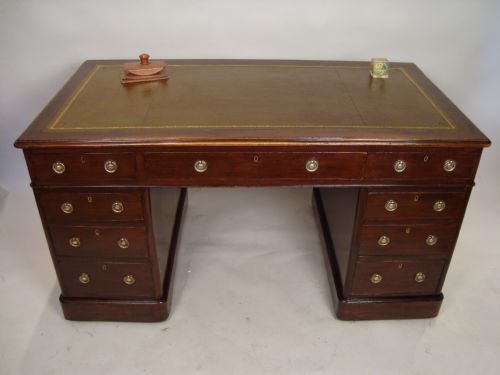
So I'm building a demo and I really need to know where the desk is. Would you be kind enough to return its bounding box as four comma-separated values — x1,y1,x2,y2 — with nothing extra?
15,60,490,321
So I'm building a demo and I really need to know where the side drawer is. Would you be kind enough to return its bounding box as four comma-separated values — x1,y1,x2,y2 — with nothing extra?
27,151,139,185
358,223,459,257
363,189,467,222
144,152,366,185
57,258,158,298
37,189,145,222
364,151,480,182
350,259,445,297
49,225,149,258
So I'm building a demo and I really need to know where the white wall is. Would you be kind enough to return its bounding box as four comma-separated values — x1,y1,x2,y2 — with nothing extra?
1,0,499,188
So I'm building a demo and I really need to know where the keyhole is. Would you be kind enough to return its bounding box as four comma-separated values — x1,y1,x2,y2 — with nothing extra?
102,264,107,271
423,155,429,162
414,195,419,202
398,263,403,269
253,155,259,163
405,227,411,234
87,196,93,203
94,229,100,236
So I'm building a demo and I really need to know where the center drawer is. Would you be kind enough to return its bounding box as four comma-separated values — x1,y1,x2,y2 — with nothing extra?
144,152,366,185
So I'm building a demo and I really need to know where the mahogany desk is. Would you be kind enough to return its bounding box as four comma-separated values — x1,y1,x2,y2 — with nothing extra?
15,60,490,321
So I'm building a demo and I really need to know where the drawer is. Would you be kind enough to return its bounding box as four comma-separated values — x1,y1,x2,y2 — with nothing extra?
364,151,480,182
37,189,145,222
358,223,459,257
27,151,139,185
350,259,445,297
57,258,157,298
364,189,467,222
49,225,149,258
144,152,366,185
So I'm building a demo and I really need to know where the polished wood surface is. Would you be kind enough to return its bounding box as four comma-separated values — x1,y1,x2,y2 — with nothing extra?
14,59,490,322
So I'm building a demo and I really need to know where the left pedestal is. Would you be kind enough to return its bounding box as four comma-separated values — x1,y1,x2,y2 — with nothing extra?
33,186,186,322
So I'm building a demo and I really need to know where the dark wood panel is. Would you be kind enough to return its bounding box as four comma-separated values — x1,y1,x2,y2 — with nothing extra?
358,223,459,257
37,189,145,222
350,259,445,297
49,225,149,258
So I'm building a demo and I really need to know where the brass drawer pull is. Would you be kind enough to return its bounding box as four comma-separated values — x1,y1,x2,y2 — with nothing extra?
415,272,426,283
433,200,446,212
194,160,208,173
104,160,118,173
69,237,81,247
79,273,90,284
123,274,136,285
426,235,438,246
61,202,74,214
112,201,124,213
305,159,319,173
393,160,406,173
117,238,130,249
52,161,66,174
384,200,398,212
443,159,456,172
370,273,382,284
377,235,390,246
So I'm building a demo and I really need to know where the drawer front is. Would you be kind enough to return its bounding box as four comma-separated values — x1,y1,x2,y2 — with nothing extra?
358,223,459,256
364,190,467,222
365,151,480,182
57,258,157,298
350,259,445,296
145,152,366,185
49,225,149,258
38,190,145,222
27,151,138,185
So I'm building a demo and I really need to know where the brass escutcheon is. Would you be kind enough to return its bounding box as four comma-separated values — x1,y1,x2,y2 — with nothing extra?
112,201,124,213
378,235,390,246
370,273,382,284
393,160,406,173
415,272,426,283
433,200,446,212
52,161,66,174
104,160,118,173
443,159,456,172
123,274,136,285
305,159,319,173
194,160,208,173
69,237,81,248
117,238,130,249
385,200,398,212
78,273,90,284
61,202,73,214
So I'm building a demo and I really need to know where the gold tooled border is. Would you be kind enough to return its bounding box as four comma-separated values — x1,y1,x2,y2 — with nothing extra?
46,64,455,131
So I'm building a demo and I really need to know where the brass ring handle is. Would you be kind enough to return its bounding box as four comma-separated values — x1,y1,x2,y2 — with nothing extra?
377,235,390,246
393,160,406,173
61,202,74,214
104,160,118,173
443,159,456,172
194,160,208,173
123,274,136,285
79,273,90,284
305,159,319,173
370,273,382,284
433,200,446,212
384,200,398,212
112,201,124,213
69,237,81,247
426,235,438,246
415,272,426,283
117,238,130,249
52,161,66,174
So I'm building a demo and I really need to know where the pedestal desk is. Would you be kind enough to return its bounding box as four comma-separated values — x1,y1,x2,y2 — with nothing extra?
15,60,490,321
